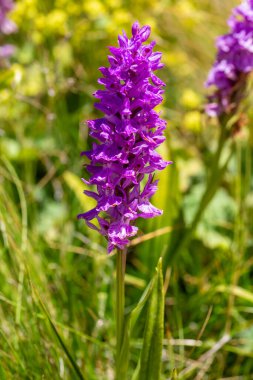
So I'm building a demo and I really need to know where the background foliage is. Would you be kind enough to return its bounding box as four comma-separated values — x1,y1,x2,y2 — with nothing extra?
1,0,253,379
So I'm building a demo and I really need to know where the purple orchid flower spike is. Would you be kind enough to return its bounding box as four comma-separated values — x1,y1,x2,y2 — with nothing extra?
78,22,172,253
205,0,253,117
0,0,17,60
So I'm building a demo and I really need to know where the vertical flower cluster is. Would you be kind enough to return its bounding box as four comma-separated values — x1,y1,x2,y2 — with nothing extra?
206,0,253,117
0,0,16,60
78,22,171,253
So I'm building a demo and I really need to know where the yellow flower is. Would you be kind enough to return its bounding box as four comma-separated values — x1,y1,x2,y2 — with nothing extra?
183,111,202,132
180,88,202,109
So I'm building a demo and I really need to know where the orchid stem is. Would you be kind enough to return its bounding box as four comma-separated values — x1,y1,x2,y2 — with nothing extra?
116,248,126,379
169,122,232,263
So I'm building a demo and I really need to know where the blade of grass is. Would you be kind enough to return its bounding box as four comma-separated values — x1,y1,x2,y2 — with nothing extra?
29,279,85,380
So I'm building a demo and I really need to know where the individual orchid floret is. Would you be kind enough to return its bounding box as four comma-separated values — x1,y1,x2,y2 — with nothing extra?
205,0,253,117
78,22,171,253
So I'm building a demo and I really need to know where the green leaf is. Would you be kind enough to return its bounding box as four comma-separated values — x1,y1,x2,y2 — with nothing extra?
118,276,154,378
0,364,6,380
216,285,253,303
184,185,236,249
30,279,85,380
133,257,164,380
0,69,14,89
124,274,146,289
171,368,178,379
62,170,96,211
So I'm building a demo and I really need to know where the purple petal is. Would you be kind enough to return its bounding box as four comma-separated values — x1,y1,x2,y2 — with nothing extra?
77,208,98,221
137,202,162,218
96,196,122,212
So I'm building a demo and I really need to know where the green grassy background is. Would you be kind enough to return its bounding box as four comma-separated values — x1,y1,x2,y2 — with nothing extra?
1,0,253,378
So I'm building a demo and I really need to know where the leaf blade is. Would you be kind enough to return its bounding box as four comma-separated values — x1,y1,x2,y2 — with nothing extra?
134,257,164,380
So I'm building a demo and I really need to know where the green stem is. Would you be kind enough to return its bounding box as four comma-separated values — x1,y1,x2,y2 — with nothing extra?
169,124,232,263
116,248,126,380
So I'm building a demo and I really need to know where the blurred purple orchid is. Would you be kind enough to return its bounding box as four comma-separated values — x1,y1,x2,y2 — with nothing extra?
0,0,16,60
206,0,253,117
